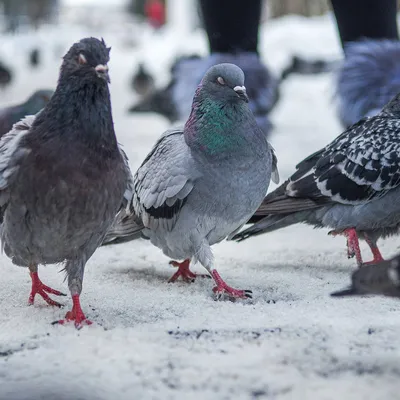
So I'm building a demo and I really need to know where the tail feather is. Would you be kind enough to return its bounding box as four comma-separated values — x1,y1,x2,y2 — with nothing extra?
231,211,312,242
102,210,144,246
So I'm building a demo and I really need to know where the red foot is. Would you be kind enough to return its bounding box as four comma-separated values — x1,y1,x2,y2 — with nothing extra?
54,294,92,329
211,270,252,300
29,271,66,307
168,259,210,283
329,228,363,267
363,237,385,265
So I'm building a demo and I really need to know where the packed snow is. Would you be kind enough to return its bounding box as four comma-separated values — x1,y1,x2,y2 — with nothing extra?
1,9,400,400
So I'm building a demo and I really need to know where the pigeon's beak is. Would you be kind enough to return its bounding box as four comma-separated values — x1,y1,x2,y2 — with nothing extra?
234,85,249,103
95,64,110,83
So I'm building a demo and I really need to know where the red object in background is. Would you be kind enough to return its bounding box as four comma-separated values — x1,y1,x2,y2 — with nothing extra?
145,0,166,29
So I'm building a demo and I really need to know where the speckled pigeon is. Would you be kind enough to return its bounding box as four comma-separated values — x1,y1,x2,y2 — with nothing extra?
0,89,53,137
232,92,400,267
332,253,400,298
106,63,279,299
0,37,131,328
337,39,400,128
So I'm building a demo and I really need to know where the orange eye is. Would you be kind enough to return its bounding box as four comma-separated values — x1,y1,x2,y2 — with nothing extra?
217,76,225,85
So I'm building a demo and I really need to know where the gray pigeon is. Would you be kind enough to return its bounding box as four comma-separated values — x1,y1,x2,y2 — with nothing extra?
0,89,53,137
337,40,400,128
106,63,278,299
0,37,131,328
331,253,400,298
131,62,155,97
232,92,400,267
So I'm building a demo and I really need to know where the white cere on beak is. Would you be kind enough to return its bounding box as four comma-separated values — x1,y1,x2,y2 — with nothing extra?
95,64,109,73
78,54,87,65
233,85,246,93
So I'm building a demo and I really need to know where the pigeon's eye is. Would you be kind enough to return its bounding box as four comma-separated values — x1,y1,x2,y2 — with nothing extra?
217,77,225,85
78,53,87,65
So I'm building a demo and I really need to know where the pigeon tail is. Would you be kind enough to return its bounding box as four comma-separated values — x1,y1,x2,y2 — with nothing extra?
102,210,144,245
231,212,310,242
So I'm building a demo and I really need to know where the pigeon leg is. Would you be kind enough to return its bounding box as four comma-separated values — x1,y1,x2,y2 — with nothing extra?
168,259,210,283
329,228,363,267
53,260,92,329
55,294,92,329
28,264,66,307
210,269,252,300
363,235,385,265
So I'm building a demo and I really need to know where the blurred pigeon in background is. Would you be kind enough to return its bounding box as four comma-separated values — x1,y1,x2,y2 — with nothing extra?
0,37,130,328
0,61,12,89
105,63,278,299
337,39,400,128
129,53,279,135
29,48,40,68
131,62,155,97
232,93,400,267
280,54,339,81
332,254,400,298
0,90,53,137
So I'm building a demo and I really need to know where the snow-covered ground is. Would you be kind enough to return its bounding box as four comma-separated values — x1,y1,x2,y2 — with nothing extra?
1,11,400,400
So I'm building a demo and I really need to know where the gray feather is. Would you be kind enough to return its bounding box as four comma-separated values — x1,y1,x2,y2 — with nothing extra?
105,63,276,296
337,39,400,127
332,254,400,297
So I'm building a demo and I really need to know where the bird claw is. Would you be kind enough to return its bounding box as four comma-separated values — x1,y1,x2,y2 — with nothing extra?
29,272,66,307
51,294,92,330
212,285,253,300
52,317,92,330
168,259,210,283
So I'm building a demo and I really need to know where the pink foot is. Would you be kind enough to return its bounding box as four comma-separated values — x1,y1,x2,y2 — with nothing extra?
329,228,363,267
363,238,385,265
53,294,92,329
168,259,210,283
211,270,252,300
29,271,66,307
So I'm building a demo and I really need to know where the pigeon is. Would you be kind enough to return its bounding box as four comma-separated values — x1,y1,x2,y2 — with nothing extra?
331,253,400,298
0,90,53,137
0,37,131,328
337,39,400,128
280,55,339,81
131,62,155,96
232,92,400,267
0,61,12,89
29,48,40,68
129,53,279,135
106,63,279,299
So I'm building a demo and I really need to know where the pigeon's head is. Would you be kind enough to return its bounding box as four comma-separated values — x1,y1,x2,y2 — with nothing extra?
26,89,54,107
60,37,111,84
199,63,249,103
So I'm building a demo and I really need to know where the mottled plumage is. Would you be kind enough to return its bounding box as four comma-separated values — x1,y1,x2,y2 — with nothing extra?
332,254,400,298
337,39,400,128
107,63,278,299
0,90,53,137
0,38,130,328
233,93,400,266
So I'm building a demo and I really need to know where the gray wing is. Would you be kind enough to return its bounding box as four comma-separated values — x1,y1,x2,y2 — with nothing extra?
131,127,200,232
287,116,400,205
118,145,134,209
0,115,33,214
